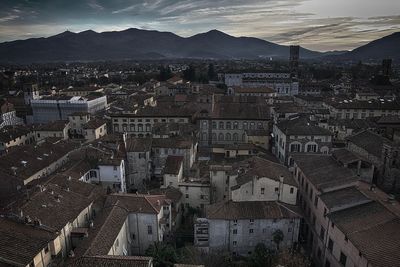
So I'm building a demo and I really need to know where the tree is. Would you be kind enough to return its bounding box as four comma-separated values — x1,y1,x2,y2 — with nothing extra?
274,249,311,267
159,66,173,81
145,242,178,267
249,243,274,267
272,229,284,251
207,63,217,81
183,65,196,82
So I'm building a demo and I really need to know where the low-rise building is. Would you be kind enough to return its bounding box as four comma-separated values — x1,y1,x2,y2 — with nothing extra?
34,120,70,142
194,201,302,256
83,118,107,142
273,117,333,166
0,125,35,154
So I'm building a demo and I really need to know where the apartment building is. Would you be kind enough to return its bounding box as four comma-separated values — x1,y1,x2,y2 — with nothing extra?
224,73,299,96
111,106,192,137
198,96,270,147
194,201,301,256
209,156,298,205
273,117,333,166
324,99,400,119
293,154,400,267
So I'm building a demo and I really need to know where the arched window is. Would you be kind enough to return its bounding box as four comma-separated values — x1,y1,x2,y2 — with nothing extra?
202,133,207,141
145,124,151,132
218,133,224,141
138,124,143,132
219,121,224,129
306,142,318,152
233,133,238,141
130,124,135,132
226,133,231,141
212,133,217,141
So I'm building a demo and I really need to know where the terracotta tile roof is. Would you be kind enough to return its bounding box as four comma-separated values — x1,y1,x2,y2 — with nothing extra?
206,201,302,220
81,204,129,257
347,130,391,158
332,149,364,165
329,201,400,267
233,156,297,188
0,140,80,182
276,117,332,136
69,255,153,267
83,118,107,129
125,138,152,152
292,154,358,192
0,125,32,143
148,187,183,204
33,120,69,132
0,218,57,266
20,183,93,231
320,186,371,211
211,101,270,120
105,193,171,214
164,155,183,175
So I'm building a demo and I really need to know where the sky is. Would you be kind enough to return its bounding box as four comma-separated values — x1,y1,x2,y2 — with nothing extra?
0,0,399,51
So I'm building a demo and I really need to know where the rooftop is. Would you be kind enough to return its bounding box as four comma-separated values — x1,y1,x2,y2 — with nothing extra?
164,155,183,175
347,130,392,158
0,218,57,266
206,201,301,220
329,201,400,267
69,255,153,267
292,154,358,192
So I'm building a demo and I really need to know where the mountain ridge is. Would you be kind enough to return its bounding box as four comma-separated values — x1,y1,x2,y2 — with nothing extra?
0,28,398,63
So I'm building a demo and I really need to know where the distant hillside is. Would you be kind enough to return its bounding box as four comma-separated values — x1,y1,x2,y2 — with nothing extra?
331,32,400,61
0,29,398,63
0,28,321,63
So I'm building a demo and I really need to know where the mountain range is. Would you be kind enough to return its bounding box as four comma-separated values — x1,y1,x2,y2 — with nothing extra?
0,28,398,63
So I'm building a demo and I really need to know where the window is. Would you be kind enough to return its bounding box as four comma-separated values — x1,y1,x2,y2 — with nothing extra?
233,219,237,224
344,235,348,242
113,166,117,171
200,195,204,200
307,144,317,152
233,241,237,246
261,188,265,194
274,187,279,192
250,219,254,223
290,143,300,152
185,194,189,198
290,187,294,194
219,121,224,129
249,229,254,234
147,225,153,235
328,238,333,252
233,229,237,234
226,122,232,129
340,252,347,266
